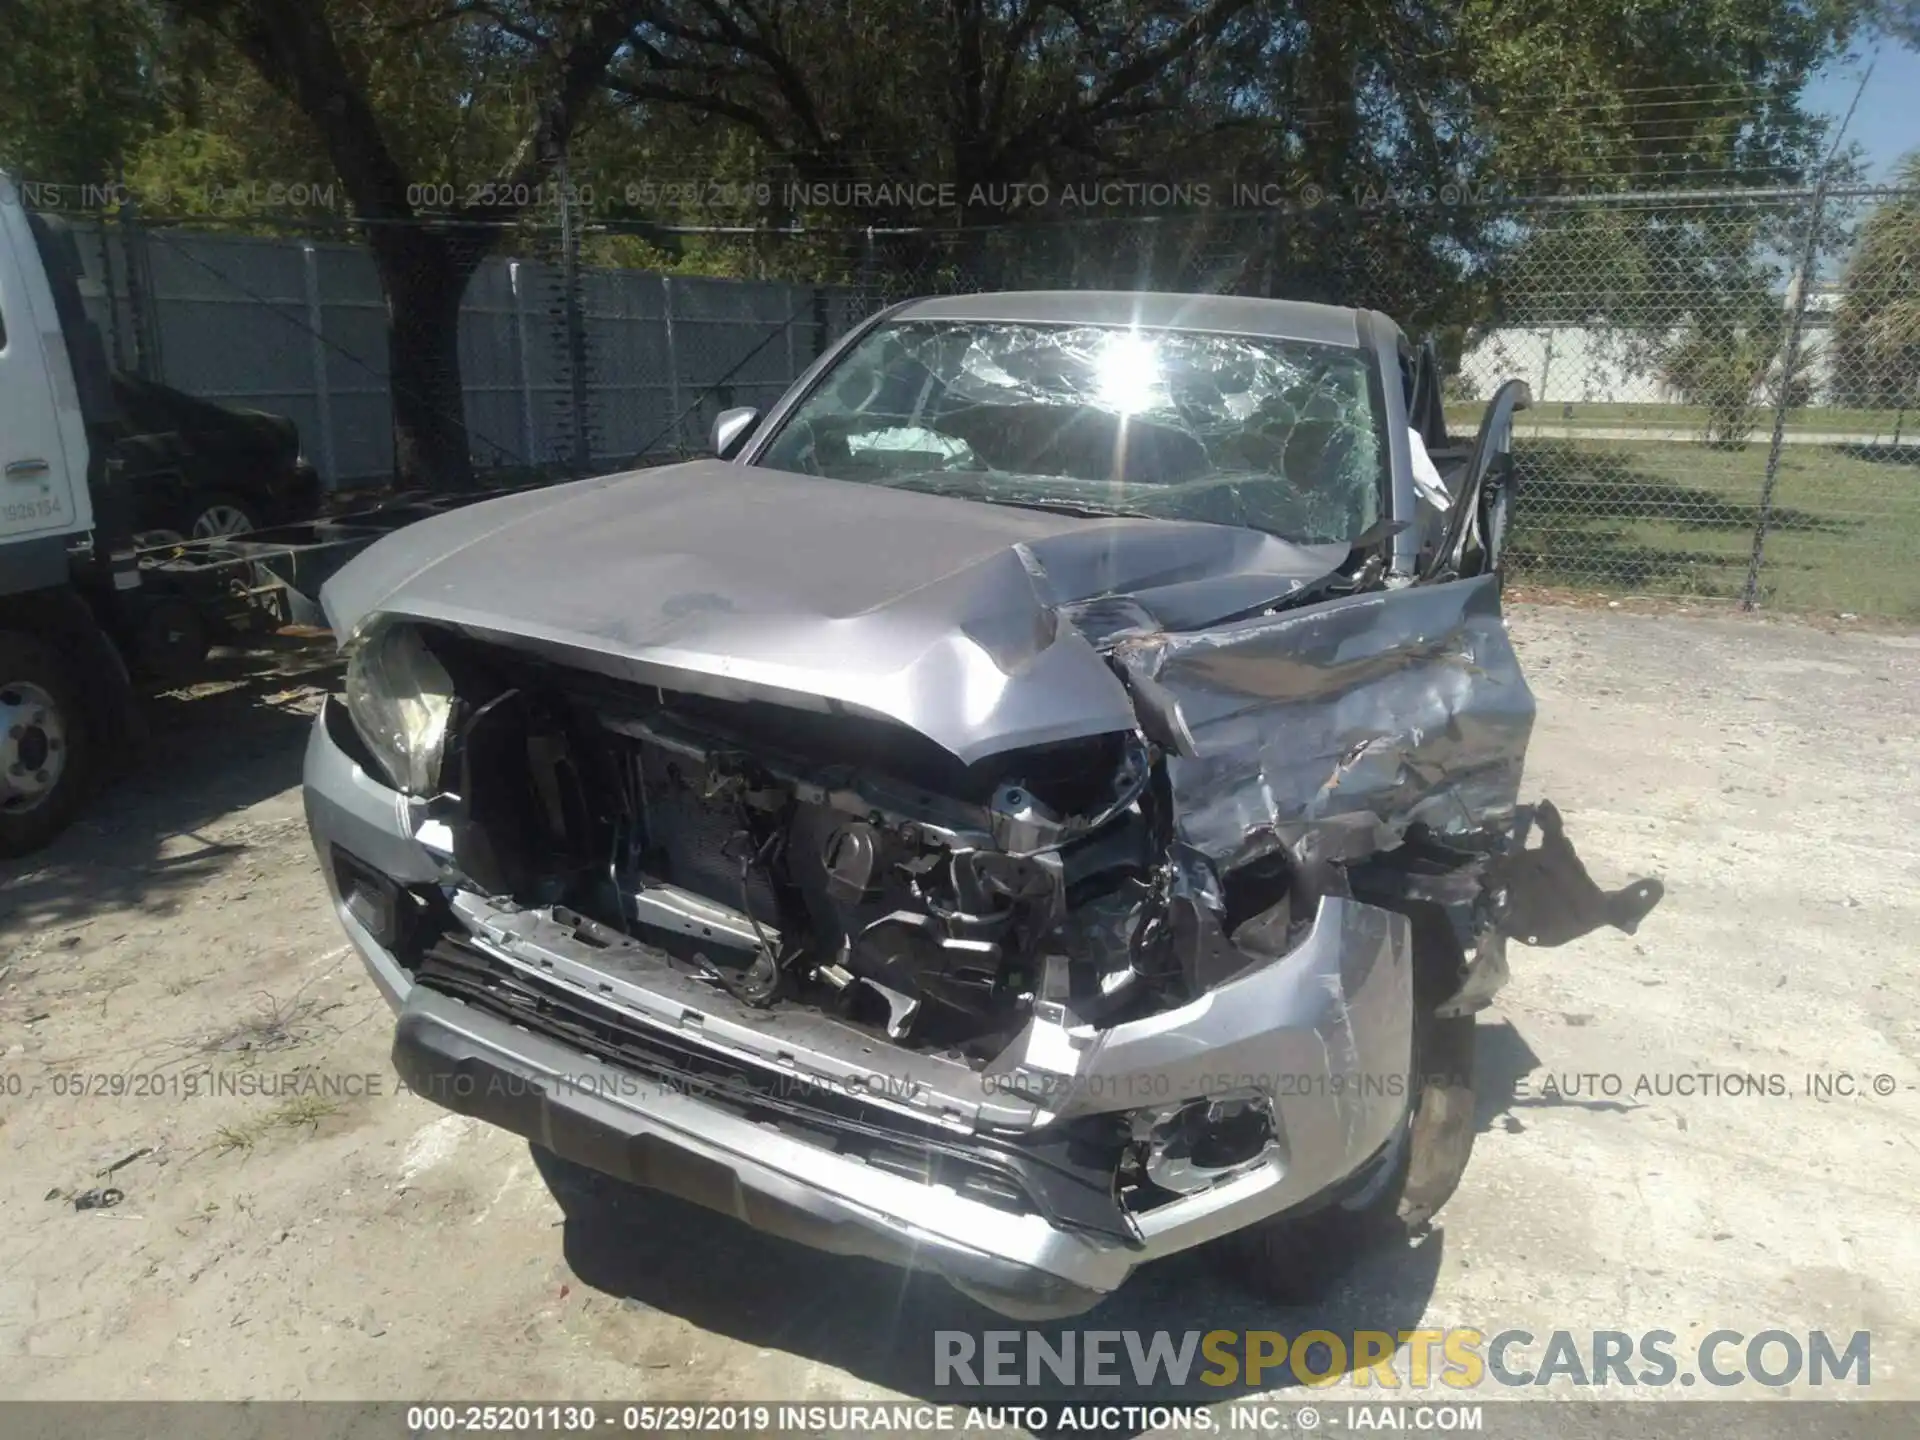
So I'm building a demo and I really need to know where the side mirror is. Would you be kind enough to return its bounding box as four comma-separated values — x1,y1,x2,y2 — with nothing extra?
711,406,760,460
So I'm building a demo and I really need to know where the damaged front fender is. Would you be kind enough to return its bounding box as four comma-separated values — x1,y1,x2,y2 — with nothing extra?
1112,573,1533,870
1104,572,1661,1018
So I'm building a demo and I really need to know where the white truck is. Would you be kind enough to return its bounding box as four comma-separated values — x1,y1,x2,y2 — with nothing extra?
0,171,146,857
2,169,546,856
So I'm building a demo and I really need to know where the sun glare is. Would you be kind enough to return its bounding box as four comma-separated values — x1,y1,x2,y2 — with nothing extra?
1094,331,1161,414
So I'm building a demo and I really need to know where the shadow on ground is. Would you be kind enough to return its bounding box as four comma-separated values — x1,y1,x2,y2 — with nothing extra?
533,1015,1623,1406
1508,441,1862,596
1835,441,1920,466
543,1144,1445,1409
519,1025,1596,1408
0,634,337,934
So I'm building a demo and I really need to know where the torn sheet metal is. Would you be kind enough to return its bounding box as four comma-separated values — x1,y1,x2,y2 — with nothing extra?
1111,573,1535,871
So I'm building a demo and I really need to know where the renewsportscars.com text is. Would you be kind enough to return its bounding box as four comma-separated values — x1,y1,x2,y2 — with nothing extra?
933,1328,1871,1390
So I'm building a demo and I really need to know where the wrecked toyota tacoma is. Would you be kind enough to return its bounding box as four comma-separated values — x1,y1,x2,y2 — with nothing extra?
303,291,1661,1318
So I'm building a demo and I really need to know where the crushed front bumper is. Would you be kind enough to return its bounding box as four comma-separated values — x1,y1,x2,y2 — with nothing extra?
304,698,1418,1318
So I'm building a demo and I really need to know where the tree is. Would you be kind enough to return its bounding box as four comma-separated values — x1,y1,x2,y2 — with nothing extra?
3,0,1878,481
1830,154,1920,415
602,0,1267,218
163,0,645,489
1660,318,1818,445
580,0,1865,333
0,0,175,186
1871,0,1920,42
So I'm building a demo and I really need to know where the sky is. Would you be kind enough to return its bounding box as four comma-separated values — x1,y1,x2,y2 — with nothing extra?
1803,42,1920,180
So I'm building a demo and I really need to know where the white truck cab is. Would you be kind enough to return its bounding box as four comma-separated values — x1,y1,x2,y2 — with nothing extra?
0,171,141,857
0,174,94,549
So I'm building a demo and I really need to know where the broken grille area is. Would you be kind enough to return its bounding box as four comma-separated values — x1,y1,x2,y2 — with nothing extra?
428,635,1143,1050
620,732,784,928
412,933,1135,1238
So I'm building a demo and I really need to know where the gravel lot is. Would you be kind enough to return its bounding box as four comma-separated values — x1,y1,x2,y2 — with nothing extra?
2,603,1917,1409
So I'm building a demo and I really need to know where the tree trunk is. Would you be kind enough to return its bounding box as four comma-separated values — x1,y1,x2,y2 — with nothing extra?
373,227,479,492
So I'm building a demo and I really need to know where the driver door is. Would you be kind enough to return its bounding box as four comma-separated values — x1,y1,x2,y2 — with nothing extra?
1410,333,1529,581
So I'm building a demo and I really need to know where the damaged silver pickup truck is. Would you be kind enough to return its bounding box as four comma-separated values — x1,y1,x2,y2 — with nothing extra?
303,291,1661,1318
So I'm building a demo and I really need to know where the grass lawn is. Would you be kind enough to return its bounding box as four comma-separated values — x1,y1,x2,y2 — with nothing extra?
1507,437,1920,618
1447,401,1916,438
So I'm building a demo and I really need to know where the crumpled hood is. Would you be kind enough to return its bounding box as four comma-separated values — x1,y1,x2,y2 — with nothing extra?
320,460,1347,764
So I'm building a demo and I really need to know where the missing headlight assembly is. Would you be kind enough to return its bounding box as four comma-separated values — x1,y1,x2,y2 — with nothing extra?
304,290,1663,1318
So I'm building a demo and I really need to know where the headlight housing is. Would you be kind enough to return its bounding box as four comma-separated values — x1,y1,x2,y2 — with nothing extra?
1131,1091,1280,1195
343,621,455,794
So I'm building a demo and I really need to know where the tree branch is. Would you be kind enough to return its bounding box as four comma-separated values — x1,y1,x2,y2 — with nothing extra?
483,0,651,211
606,73,794,151
170,0,418,221
991,0,1261,185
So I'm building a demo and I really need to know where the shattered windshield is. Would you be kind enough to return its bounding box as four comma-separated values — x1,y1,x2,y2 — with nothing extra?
756,319,1388,543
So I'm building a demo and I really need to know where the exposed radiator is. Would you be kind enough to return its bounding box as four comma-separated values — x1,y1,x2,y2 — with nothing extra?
625,736,782,927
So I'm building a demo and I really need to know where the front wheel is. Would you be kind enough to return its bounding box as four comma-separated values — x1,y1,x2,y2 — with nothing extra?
1235,1012,1477,1304
186,491,265,539
0,631,98,858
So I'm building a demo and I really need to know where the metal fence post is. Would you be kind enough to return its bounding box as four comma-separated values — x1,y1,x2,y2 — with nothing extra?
300,242,339,488
509,260,538,463
662,274,683,451
1536,329,1555,436
785,283,798,380
559,166,591,473
1741,183,1826,611
117,192,160,380
94,225,129,373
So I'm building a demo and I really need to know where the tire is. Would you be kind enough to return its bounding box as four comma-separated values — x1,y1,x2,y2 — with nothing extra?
1236,1007,1478,1305
132,596,213,683
185,491,266,539
0,630,99,859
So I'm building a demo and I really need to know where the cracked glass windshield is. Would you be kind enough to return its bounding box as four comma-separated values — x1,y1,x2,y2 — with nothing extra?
757,319,1387,543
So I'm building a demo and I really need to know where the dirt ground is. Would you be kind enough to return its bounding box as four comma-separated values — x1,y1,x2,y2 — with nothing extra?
2,602,1917,1408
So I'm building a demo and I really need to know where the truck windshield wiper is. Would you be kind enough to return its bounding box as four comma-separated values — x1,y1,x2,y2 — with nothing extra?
883,474,1162,521
978,496,1162,520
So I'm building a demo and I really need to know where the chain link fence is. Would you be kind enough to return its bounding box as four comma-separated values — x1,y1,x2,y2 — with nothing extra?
65,182,1920,618
1442,188,1920,620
